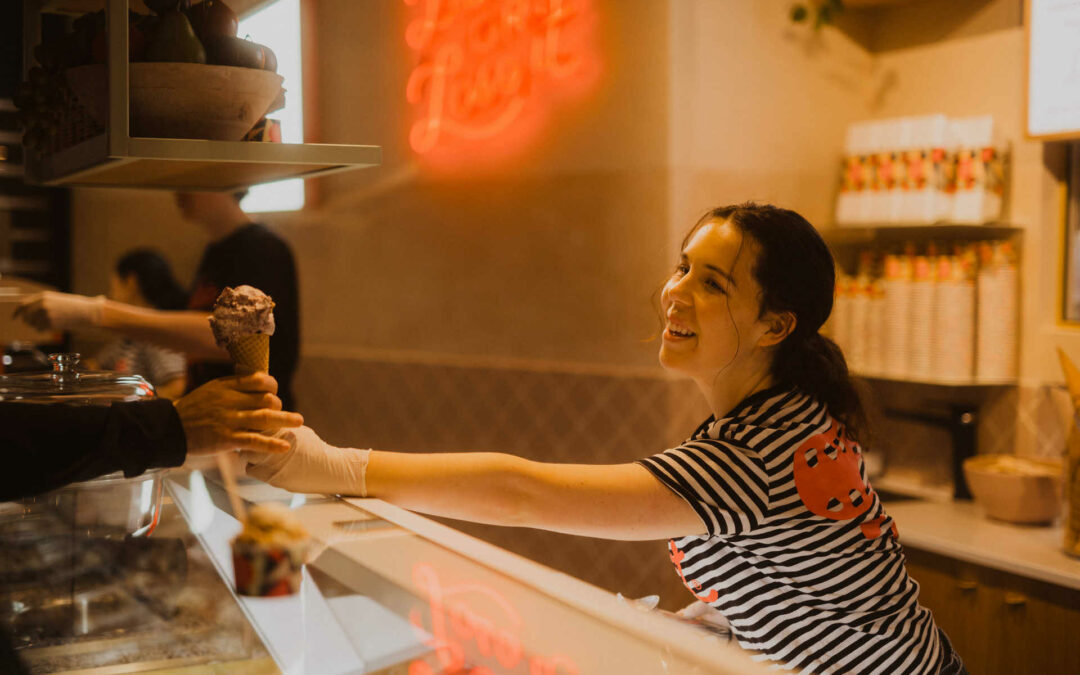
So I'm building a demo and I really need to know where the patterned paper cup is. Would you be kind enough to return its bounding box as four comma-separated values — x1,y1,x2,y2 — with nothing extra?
231,537,307,597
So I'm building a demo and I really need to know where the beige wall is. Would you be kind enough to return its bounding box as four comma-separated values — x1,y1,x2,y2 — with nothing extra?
67,0,1076,389
259,0,675,370
666,0,874,251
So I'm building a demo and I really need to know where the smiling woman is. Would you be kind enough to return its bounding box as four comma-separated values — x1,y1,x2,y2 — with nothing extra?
240,202,967,674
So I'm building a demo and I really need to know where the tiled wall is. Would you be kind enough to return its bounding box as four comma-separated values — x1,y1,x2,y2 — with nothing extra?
295,353,710,612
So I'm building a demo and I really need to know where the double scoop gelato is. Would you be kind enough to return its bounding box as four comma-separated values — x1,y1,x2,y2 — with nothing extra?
209,285,275,374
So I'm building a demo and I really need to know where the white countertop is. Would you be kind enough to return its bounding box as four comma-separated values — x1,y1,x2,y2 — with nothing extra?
887,499,1080,590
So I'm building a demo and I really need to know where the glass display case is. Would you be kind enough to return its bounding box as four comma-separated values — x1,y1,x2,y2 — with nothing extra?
2,467,767,674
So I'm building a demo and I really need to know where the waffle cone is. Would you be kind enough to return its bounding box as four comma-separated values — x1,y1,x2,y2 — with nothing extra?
228,334,270,374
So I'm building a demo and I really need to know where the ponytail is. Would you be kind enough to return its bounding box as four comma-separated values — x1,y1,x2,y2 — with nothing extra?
775,331,867,443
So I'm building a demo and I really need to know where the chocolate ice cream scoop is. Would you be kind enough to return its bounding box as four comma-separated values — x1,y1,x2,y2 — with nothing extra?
209,285,275,348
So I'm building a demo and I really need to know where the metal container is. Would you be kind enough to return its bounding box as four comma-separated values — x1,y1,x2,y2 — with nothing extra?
0,353,163,537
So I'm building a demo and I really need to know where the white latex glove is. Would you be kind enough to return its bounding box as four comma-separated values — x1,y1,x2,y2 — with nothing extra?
14,291,104,332
242,425,370,497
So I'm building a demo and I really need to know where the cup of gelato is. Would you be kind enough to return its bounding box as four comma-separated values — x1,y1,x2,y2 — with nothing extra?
231,502,309,597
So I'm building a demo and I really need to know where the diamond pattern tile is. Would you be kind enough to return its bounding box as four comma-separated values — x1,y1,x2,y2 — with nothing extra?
295,355,705,611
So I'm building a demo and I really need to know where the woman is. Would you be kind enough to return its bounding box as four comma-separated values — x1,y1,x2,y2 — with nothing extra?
244,203,965,674
90,249,189,399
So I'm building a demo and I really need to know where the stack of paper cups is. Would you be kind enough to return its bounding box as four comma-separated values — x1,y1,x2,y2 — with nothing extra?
848,276,871,373
931,252,975,380
951,115,1004,224
864,279,886,376
882,254,913,377
976,242,1018,380
908,253,936,379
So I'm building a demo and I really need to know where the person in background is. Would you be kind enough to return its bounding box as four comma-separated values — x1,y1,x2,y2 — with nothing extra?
86,249,188,399
14,191,300,409
242,203,966,675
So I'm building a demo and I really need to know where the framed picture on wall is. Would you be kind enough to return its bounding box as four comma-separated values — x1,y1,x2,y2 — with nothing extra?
1027,0,1080,141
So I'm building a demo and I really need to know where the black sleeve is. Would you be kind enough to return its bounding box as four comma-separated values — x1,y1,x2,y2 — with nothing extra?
0,400,187,501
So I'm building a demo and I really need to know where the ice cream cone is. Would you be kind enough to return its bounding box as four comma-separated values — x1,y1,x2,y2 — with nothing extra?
228,333,270,374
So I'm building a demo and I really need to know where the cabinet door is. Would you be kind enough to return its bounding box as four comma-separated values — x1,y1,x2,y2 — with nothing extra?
904,547,1080,675
981,567,1080,675
903,548,1002,675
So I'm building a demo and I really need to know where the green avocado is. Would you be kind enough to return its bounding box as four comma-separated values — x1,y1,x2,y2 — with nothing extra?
144,10,207,64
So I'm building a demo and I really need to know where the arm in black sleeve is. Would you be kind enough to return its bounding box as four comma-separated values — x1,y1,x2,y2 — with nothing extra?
0,399,187,501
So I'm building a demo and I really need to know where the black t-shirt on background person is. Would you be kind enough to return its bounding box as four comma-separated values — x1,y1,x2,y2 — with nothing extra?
187,223,300,410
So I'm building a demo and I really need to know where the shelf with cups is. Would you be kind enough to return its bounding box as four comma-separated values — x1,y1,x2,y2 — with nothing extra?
21,0,382,190
851,371,1016,388
823,222,1022,391
819,221,1024,248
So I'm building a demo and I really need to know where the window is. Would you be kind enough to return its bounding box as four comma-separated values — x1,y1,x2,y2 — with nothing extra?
237,0,304,213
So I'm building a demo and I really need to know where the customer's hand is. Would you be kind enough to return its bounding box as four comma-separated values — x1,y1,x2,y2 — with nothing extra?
243,425,369,496
175,373,303,456
13,291,105,332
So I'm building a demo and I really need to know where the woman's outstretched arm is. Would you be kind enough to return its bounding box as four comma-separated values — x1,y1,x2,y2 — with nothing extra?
367,451,705,540
244,426,706,542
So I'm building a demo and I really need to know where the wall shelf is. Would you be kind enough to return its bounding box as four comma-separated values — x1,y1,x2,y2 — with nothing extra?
854,372,1016,388
24,0,382,190
26,134,381,191
821,222,1024,246
42,0,271,18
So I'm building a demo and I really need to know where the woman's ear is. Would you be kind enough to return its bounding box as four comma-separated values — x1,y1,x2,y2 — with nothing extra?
760,311,796,348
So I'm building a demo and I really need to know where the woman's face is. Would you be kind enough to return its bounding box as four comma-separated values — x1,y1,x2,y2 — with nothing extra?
659,219,772,384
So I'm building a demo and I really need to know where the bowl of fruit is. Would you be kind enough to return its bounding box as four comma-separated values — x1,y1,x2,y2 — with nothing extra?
17,0,284,150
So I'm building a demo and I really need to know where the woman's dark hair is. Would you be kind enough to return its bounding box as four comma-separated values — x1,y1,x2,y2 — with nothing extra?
115,249,187,311
686,202,867,441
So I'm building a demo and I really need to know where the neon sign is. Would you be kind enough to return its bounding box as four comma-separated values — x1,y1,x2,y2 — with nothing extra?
404,0,600,166
408,563,581,674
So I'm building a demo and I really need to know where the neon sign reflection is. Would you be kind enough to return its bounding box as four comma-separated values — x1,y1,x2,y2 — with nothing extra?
404,0,599,165
408,563,580,674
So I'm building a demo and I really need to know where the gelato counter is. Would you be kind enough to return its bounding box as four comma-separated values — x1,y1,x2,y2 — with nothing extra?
1,469,767,674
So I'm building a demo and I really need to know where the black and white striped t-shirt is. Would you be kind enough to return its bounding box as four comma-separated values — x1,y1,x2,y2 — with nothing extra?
638,387,943,674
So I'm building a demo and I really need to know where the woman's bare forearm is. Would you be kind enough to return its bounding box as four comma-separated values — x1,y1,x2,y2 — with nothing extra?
99,301,227,360
365,451,704,541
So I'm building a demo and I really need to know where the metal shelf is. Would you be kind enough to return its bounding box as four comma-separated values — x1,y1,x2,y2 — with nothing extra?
854,371,1016,388
25,0,382,190
820,221,1024,246
27,134,381,190
41,0,272,17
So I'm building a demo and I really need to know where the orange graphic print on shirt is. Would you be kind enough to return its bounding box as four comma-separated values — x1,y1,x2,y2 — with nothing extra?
669,540,719,603
793,420,897,540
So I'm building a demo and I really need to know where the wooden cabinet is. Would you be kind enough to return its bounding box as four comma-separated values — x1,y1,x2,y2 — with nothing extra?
904,547,1080,675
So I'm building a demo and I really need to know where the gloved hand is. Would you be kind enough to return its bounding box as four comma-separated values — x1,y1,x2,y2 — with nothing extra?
242,425,370,497
14,291,105,332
